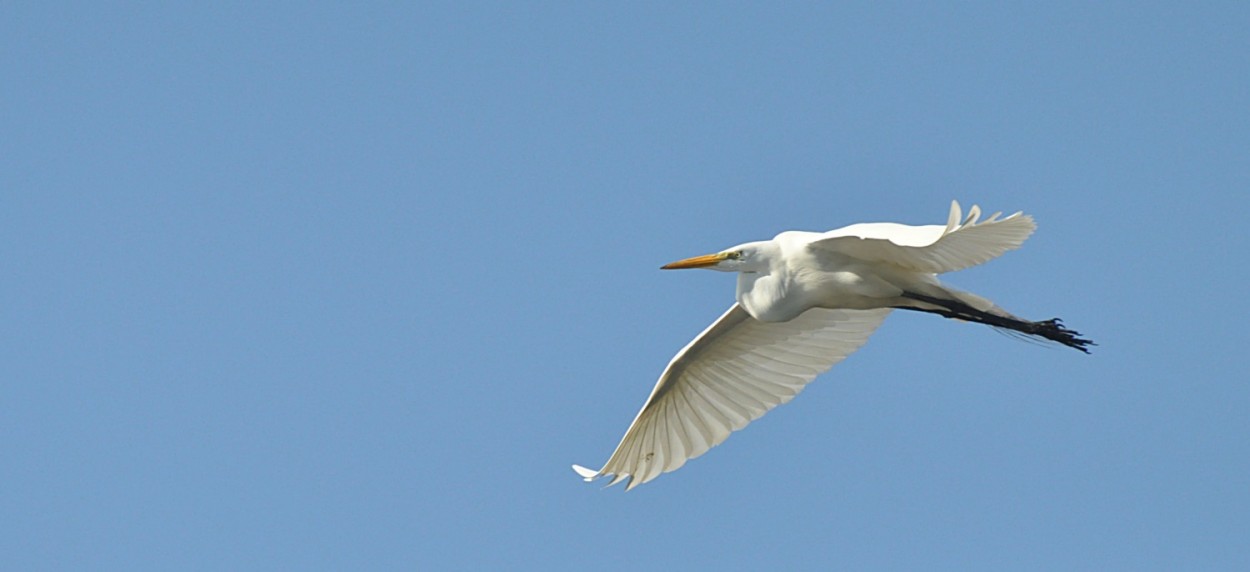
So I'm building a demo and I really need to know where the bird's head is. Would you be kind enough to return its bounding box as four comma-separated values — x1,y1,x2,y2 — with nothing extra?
661,241,771,273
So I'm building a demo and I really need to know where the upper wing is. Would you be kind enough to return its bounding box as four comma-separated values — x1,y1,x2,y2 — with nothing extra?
573,304,891,490
805,201,1036,274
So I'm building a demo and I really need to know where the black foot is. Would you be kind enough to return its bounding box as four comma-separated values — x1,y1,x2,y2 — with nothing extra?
1031,318,1096,354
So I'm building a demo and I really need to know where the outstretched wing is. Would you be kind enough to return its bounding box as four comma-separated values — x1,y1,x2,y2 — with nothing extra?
807,201,1036,274
573,304,891,490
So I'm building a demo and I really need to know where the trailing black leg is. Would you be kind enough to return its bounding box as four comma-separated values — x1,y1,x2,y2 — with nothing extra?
896,292,1095,353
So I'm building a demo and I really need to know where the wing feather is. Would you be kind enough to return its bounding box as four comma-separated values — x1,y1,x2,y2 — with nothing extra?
806,201,1036,273
573,304,890,490
673,388,715,452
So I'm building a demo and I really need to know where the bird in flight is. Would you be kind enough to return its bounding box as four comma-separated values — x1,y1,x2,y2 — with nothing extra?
573,201,1093,490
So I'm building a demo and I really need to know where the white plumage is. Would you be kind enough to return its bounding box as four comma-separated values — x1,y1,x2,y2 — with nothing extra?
574,201,1091,490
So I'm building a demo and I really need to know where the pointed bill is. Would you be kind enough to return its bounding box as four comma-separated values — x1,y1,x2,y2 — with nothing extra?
660,252,727,269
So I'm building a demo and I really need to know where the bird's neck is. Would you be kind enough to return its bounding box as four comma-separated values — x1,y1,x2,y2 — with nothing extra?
736,271,796,322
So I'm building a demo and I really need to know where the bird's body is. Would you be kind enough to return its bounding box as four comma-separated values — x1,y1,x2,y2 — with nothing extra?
735,236,928,318
574,201,1092,490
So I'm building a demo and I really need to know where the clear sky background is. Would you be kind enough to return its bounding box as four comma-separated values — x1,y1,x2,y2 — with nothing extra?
4,3,1248,570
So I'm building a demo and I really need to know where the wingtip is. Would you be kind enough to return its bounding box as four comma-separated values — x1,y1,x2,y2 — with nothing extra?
963,203,982,226
571,464,599,481
946,200,963,233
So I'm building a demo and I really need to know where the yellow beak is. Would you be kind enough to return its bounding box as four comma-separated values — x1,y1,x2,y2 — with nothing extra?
660,252,728,270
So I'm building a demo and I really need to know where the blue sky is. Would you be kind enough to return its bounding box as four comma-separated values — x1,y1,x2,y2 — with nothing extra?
4,2,1248,570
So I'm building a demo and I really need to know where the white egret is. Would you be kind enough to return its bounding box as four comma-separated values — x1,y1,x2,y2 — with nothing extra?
573,201,1092,490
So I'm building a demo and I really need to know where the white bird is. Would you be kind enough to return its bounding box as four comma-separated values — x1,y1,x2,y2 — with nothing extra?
573,201,1092,490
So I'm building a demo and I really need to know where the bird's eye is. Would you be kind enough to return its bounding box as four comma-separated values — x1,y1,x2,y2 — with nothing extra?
728,251,743,260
